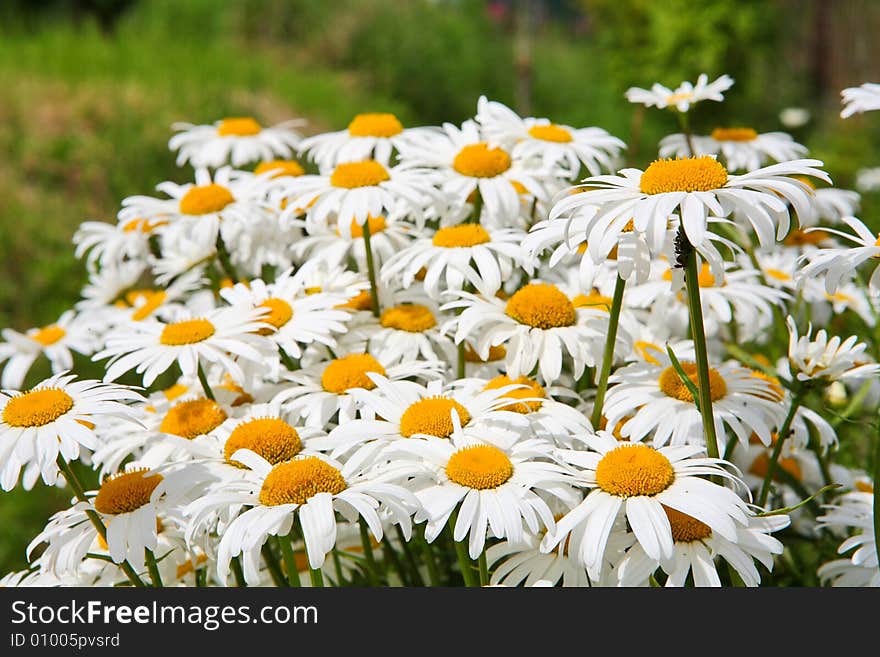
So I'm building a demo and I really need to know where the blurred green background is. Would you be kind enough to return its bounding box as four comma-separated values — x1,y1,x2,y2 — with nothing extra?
1,0,879,576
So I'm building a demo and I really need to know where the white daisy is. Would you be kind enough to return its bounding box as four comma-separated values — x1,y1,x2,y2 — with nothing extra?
796,216,880,294
443,282,629,384
0,372,143,490
388,429,578,558
74,215,166,271
542,432,749,579
380,223,524,298
785,315,880,384
659,128,807,172
604,348,783,449
298,112,430,168
364,291,456,365
616,509,789,587
818,488,878,586
625,74,734,112
840,82,880,118
169,116,304,168
475,95,625,178
0,310,97,389
186,450,418,583
95,305,271,387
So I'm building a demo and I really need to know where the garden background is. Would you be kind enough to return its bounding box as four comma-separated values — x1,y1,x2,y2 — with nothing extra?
1,0,878,576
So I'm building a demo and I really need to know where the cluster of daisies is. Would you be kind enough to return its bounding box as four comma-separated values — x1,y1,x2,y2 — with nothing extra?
1,74,879,588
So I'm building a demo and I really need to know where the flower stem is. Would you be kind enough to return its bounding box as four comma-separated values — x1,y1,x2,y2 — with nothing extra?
230,556,247,587
676,111,697,158
590,274,626,429
145,548,163,588
448,510,478,587
478,551,489,586
261,543,287,587
758,390,805,508
395,526,424,586
197,362,216,401
417,528,440,586
55,455,147,588
361,220,381,318
682,247,720,460
276,534,300,587
215,233,238,283
358,518,381,586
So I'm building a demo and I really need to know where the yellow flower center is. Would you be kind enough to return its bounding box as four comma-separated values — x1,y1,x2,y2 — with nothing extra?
855,481,874,494
634,340,663,366
765,268,791,282
347,113,404,138
126,290,168,321
662,263,716,287
330,160,390,188
527,124,573,143
159,399,227,439
217,117,262,136
748,451,802,482
321,354,386,394
259,457,347,506
2,388,74,427
453,143,512,178
658,362,728,403
380,304,437,332
484,374,545,413
399,397,471,438
432,224,491,248
663,505,712,542
337,290,373,312
122,217,167,233
639,156,728,195
159,319,216,346
595,444,675,497
751,370,785,401
710,127,758,142
224,418,302,468
445,444,514,490
784,229,828,247
346,215,387,238
464,343,506,363
256,297,293,334
667,91,694,104
32,325,66,346
573,288,613,311
94,469,164,515
505,284,576,329
254,160,305,178
179,184,235,216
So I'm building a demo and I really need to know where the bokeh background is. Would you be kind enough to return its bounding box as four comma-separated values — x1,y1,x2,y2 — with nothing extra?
1,0,879,576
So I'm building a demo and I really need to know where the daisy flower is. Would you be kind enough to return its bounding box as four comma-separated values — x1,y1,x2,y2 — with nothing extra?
625,74,734,112
817,488,878,587
856,166,880,192
291,213,414,270
785,316,880,384
616,509,789,587
0,372,143,490
277,158,439,228
603,349,783,448
380,223,525,298
796,216,880,293
74,215,167,270
364,291,456,365
840,82,880,118
95,305,271,387
0,310,96,389
542,432,749,579
186,450,418,583
219,268,352,360
272,351,443,428
553,156,828,253
322,374,531,459
810,186,860,225
659,128,807,172
298,112,430,168
443,282,629,384
475,96,625,178
397,119,550,227
169,116,304,168
388,429,578,558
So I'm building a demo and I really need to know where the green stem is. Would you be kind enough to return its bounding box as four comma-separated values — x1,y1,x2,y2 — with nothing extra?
758,391,805,508
309,566,324,587
332,549,345,586
448,510,478,587
197,362,216,401
590,275,626,429
873,422,880,576
683,247,720,459
358,518,381,586
361,220,381,318
276,534,300,587
468,189,483,224
55,456,147,588
145,549,163,588
278,346,300,372
418,529,440,586
215,233,239,282
456,343,466,379
478,551,489,586
261,543,287,587
230,556,246,587
676,111,697,157
395,526,424,586
831,378,873,427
